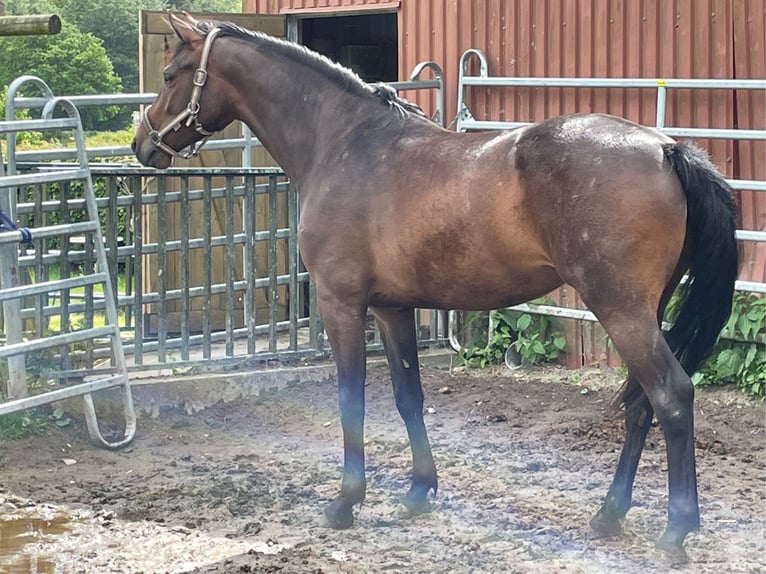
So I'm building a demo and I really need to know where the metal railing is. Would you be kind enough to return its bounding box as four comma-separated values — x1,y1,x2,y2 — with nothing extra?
0,96,136,448
8,166,317,371
7,60,445,165
2,64,448,380
456,49,766,299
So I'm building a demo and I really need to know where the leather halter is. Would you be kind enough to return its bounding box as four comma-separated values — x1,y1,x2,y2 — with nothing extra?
142,27,222,160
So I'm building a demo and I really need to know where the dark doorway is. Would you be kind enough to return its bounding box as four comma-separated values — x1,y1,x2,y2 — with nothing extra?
299,12,398,83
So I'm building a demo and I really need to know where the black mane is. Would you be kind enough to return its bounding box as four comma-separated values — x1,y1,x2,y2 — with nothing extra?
193,19,425,118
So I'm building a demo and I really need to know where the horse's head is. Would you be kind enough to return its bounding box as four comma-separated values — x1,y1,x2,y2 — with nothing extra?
132,12,233,169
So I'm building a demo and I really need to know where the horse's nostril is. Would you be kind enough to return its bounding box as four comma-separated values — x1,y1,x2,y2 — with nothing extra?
130,139,137,152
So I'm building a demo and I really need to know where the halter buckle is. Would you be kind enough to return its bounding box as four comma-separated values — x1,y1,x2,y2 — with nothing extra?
193,68,208,87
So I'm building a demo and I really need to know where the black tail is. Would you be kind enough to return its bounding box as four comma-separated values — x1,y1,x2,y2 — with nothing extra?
663,141,739,375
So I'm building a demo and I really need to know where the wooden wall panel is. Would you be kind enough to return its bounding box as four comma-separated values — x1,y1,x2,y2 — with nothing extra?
139,10,288,331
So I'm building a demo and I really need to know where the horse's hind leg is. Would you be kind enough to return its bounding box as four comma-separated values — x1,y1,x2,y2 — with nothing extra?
373,306,438,514
591,277,679,537
590,376,654,536
594,311,699,563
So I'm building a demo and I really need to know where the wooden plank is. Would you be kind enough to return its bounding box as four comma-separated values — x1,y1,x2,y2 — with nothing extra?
141,10,285,37
0,14,61,36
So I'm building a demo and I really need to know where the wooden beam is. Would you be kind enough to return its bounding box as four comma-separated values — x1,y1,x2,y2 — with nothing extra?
0,14,62,36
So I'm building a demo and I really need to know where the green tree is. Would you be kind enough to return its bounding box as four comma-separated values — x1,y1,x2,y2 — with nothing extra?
4,0,241,129
0,22,122,129
55,0,165,94
4,0,58,14
7,0,239,95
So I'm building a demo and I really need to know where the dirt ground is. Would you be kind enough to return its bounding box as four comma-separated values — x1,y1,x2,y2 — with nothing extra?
0,360,764,574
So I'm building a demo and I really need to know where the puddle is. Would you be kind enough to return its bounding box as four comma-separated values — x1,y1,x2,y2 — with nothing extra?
0,501,281,573
0,512,70,574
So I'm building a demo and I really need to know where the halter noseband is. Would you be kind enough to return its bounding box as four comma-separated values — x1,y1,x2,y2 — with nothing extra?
142,26,223,160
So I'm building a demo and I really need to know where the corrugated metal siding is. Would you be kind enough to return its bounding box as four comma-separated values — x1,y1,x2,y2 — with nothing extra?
243,0,399,14
400,1,743,150
242,0,764,367
397,0,764,367
733,0,766,285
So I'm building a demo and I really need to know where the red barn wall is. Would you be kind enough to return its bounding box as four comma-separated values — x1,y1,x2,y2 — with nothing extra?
242,0,765,366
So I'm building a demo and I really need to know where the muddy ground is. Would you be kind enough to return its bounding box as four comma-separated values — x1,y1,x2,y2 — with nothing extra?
0,360,764,573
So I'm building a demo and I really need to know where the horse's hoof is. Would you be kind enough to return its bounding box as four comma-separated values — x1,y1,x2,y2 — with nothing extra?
323,499,355,529
589,510,623,538
400,492,432,517
655,529,690,565
654,540,689,565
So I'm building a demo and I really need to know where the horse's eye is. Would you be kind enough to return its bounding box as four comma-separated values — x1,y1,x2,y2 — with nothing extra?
163,72,174,86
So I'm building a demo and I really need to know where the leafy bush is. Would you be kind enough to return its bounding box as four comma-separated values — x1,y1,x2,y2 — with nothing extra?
691,294,766,396
0,410,49,440
459,301,567,368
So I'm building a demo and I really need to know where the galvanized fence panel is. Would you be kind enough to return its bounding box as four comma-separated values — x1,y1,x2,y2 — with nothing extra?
1,66,448,380
453,48,766,361
7,166,447,375
0,97,135,448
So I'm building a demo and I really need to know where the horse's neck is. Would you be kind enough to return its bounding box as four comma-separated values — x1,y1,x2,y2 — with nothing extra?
226,44,388,184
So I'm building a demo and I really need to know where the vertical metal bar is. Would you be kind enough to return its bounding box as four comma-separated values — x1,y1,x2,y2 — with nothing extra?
106,175,119,301
287,181,299,351
370,311,381,347
157,175,167,363
435,78,445,127
309,279,322,353
0,164,26,397
122,177,136,332
132,175,144,365
33,183,45,339
202,176,212,359
59,181,71,371
224,175,235,356
242,124,252,168
84,232,95,367
180,175,190,361
430,309,439,346
267,175,278,352
122,177,135,332
655,83,667,129
243,174,256,354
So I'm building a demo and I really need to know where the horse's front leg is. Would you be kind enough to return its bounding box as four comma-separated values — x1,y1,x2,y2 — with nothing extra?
320,294,368,529
373,306,437,515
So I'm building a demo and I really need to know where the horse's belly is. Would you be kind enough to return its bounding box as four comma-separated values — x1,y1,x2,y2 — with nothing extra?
369,259,563,311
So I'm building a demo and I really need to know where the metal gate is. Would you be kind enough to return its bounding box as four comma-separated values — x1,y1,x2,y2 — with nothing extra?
453,48,766,361
0,86,135,448
1,66,447,393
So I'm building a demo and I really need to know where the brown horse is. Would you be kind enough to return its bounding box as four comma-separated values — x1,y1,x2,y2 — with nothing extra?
132,13,738,562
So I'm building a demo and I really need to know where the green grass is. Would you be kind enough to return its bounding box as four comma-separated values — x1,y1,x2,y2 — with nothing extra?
27,265,130,332
1,127,135,155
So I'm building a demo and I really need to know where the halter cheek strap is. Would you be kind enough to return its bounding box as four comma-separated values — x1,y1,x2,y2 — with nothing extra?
142,26,223,160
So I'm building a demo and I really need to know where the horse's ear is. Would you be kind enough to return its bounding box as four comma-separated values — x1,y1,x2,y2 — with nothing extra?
167,11,201,44
163,35,172,66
